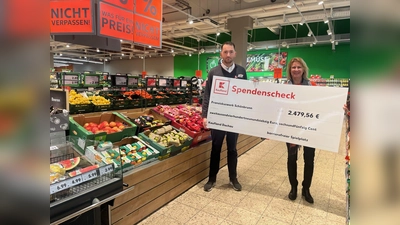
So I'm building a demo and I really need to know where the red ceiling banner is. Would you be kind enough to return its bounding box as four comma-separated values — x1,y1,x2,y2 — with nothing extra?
133,14,161,48
135,0,162,21
98,1,134,42
50,0,94,34
102,0,134,11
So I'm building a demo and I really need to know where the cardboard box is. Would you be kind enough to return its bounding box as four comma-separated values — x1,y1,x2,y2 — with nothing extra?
69,112,137,154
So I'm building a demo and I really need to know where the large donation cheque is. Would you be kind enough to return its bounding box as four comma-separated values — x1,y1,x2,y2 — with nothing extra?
206,77,348,152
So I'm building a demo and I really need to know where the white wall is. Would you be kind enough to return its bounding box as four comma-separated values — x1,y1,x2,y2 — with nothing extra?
105,56,174,77
71,56,174,77
73,63,106,72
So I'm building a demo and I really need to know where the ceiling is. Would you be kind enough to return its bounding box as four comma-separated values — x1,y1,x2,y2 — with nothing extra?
50,0,350,66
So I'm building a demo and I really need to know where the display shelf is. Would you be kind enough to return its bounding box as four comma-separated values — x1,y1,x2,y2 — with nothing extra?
50,137,124,224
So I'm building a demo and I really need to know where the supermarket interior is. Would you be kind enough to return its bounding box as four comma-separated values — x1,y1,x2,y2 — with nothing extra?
50,0,350,224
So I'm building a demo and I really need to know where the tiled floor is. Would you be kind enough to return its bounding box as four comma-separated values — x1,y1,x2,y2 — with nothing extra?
138,126,348,225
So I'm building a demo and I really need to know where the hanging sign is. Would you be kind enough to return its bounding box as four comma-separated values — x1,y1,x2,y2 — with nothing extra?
50,0,95,34
273,68,282,78
135,0,163,21
133,14,161,48
102,0,134,11
98,1,134,42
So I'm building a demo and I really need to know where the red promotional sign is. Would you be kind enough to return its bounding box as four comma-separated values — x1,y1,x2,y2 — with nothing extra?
98,1,134,42
273,68,282,78
50,0,94,34
133,14,161,48
135,0,162,21
102,0,134,11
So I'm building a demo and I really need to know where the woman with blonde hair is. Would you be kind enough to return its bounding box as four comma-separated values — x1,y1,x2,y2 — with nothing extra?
286,57,315,204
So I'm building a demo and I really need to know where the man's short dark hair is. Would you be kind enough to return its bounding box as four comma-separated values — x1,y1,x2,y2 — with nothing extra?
221,41,235,51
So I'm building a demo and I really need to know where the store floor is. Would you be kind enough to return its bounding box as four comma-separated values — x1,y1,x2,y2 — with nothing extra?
137,127,347,225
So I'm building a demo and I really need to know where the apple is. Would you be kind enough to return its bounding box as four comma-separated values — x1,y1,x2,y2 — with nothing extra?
109,122,117,127
116,122,123,127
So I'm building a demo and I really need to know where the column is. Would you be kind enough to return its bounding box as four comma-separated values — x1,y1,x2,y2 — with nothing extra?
227,16,253,68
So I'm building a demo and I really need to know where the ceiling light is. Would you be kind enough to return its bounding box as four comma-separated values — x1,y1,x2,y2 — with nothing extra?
327,29,332,35
330,39,334,43
310,43,313,47
120,39,123,42
105,58,108,62
308,31,312,36
188,19,193,24
335,41,338,45
171,49,174,53
216,32,220,36
313,41,317,45
287,0,294,8
96,48,100,52
149,45,152,48
318,1,324,5
189,53,192,56
324,16,329,23
66,44,70,48
160,54,163,57
299,19,305,25
59,53,62,56
122,53,124,56
172,53,175,57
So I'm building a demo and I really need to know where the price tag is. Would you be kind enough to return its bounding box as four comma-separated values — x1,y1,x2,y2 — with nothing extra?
81,170,98,182
66,175,83,187
50,180,69,194
78,138,85,150
50,146,58,151
88,87,94,91
99,164,114,176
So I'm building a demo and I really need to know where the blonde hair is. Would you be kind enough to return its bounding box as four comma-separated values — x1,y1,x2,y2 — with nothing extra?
286,57,309,81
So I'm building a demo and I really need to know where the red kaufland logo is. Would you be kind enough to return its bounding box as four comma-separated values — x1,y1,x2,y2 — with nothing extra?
214,79,230,95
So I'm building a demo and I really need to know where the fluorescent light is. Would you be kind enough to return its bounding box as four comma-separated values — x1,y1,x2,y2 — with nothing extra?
308,31,312,36
310,43,313,47
335,41,338,45
54,60,83,65
188,19,193,24
324,17,329,23
66,44,70,48
171,49,174,53
59,53,63,56
216,32,220,36
189,53,192,56
149,45,152,48
96,48,99,52
120,39,123,42
318,1,324,5
122,53,124,56
327,29,332,35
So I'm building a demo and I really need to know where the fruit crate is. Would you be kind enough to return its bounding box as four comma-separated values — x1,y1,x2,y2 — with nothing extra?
144,98,156,107
69,112,137,154
155,97,168,106
138,126,193,160
176,95,186,104
111,98,132,110
129,98,142,109
113,136,160,162
171,120,211,146
93,104,112,112
69,103,94,114
166,95,177,105
120,109,171,135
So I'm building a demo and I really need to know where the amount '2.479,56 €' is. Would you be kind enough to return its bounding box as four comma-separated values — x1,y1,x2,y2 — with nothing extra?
288,110,320,119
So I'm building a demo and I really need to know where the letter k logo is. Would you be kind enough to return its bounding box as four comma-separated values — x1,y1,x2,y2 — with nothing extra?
219,82,225,89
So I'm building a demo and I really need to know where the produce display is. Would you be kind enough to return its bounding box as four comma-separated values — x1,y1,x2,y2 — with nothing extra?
155,105,206,133
133,115,168,128
69,90,90,105
50,157,81,183
146,125,189,147
83,121,126,134
88,95,111,105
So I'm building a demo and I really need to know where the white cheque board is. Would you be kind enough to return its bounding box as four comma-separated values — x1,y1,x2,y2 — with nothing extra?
206,77,348,152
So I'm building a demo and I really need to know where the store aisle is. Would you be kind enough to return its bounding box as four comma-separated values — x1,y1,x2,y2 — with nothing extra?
137,127,347,225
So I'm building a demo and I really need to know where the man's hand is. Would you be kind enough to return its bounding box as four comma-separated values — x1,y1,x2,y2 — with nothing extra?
203,118,208,129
